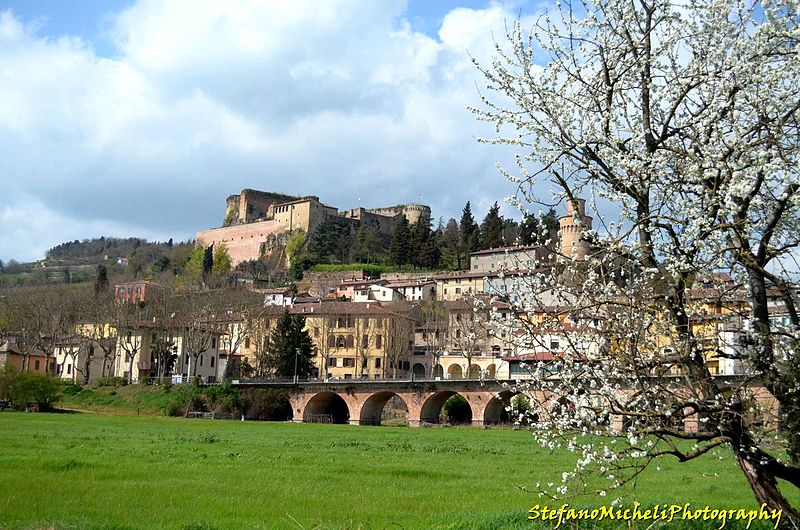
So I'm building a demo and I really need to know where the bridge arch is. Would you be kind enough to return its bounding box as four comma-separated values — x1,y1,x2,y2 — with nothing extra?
420,391,472,425
483,389,519,425
359,391,409,426
303,392,350,424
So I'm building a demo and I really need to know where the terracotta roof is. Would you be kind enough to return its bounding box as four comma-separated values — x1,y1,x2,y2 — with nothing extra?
290,301,392,316
469,245,548,257
387,280,436,288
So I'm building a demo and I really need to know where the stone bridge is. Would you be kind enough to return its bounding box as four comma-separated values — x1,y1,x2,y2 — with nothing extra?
233,379,530,426
232,377,778,431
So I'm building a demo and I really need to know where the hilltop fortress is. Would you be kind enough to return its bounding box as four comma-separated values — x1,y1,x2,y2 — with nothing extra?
197,189,430,266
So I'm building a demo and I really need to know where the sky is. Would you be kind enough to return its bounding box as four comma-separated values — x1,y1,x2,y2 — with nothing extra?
0,0,546,263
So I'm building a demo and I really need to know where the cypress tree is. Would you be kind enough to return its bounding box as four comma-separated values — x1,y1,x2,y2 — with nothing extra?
94,264,109,295
389,216,412,266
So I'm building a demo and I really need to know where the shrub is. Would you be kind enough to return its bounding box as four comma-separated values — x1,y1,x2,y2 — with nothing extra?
11,372,63,411
93,376,126,388
63,384,82,396
442,394,472,424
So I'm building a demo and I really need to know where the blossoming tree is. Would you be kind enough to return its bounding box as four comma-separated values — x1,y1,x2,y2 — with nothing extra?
472,0,800,524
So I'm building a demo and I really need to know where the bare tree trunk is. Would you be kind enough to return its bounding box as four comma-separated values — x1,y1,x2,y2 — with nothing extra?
736,454,799,529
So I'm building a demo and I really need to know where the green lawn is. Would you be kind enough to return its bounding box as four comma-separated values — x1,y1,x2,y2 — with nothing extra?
0,412,793,529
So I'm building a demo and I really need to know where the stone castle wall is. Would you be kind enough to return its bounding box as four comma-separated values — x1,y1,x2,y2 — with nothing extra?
224,189,298,226
366,204,430,225
204,190,432,268
197,220,284,266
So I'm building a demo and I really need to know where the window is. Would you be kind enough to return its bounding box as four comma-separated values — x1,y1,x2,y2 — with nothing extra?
455,287,461,294
343,358,355,367
211,338,217,348
328,335,336,348
200,356,204,366
336,336,346,348
362,335,369,348
344,374,352,380
375,358,381,368
345,335,355,348
444,288,448,295
550,340,560,350
376,335,382,349
244,337,250,348
210,356,215,367
34,360,40,370
67,364,72,375
126,331,132,343
328,357,337,367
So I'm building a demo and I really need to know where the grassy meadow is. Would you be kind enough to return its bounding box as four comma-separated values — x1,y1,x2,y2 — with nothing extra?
1,412,796,529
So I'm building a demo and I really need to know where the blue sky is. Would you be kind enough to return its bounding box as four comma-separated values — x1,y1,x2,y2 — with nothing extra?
0,0,543,262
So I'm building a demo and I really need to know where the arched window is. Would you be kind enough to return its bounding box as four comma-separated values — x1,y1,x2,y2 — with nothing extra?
345,335,355,348
336,336,346,349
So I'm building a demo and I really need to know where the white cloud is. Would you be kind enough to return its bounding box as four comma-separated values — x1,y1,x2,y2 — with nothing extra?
0,1,541,262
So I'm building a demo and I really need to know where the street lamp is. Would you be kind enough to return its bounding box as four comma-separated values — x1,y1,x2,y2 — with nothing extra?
293,347,300,384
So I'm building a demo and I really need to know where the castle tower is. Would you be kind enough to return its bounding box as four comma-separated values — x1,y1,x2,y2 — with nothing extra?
558,198,593,260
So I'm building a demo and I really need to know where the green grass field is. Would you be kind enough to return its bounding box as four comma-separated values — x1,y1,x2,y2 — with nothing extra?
0,412,794,529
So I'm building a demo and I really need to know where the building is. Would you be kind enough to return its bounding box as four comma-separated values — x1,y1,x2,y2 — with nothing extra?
469,245,551,272
53,336,106,383
197,188,431,267
387,279,436,302
290,302,418,380
112,321,222,384
0,337,54,375
433,271,486,301
263,287,295,307
114,280,164,304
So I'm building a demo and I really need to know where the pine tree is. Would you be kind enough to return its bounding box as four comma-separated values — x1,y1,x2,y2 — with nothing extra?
480,202,504,249
389,216,412,266
268,311,315,378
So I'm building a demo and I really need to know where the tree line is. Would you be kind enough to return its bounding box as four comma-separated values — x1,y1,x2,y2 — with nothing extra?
301,201,559,271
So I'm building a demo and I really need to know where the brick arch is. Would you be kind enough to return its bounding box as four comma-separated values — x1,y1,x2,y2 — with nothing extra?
293,391,360,424
360,391,408,426
420,391,472,424
483,389,519,425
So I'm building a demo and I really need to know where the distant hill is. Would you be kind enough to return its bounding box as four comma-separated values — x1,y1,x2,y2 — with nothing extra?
46,237,190,264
